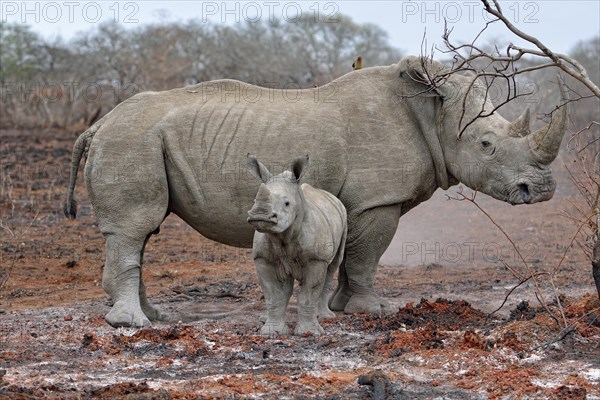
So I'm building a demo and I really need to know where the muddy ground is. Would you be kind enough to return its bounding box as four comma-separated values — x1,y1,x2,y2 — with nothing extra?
1,128,598,399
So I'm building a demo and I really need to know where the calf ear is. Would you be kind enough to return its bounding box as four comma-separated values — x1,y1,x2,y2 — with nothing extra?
246,154,273,183
290,155,309,182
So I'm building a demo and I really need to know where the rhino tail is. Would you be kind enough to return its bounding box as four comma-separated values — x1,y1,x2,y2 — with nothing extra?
64,124,100,219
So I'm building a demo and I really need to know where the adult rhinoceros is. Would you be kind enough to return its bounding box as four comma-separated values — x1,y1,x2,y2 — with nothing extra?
65,56,568,327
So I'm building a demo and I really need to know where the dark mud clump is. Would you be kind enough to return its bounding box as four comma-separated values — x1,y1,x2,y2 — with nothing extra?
360,298,489,332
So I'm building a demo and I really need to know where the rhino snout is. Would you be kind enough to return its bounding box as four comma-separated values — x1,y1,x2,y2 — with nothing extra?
518,183,531,204
247,207,279,227
247,212,279,233
510,177,555,205
247,211,278,223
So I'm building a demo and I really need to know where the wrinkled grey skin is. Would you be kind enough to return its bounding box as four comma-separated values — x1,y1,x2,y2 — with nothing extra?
65,56,568,327
246,154,347,336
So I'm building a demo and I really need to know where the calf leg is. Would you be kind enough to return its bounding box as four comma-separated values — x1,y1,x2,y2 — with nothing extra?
255,258,293,336
318,261,337,319
336,205,401,314
321,235,345,318
296,261,328,336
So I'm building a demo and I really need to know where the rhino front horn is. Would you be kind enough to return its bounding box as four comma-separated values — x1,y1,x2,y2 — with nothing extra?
529,76,569,165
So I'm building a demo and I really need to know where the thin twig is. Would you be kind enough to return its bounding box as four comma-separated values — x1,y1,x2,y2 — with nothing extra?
534,306,600,351
487,276,530,318
447,188,562,326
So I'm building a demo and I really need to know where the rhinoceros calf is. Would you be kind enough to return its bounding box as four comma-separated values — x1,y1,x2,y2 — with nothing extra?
246,154,347,336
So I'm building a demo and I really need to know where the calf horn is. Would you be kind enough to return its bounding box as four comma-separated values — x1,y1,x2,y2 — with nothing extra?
255,184,271,203
250,184,273,215
529,77,569,165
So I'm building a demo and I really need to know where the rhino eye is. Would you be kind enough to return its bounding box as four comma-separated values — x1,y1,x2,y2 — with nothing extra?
284,201,290,207
481,140,491,148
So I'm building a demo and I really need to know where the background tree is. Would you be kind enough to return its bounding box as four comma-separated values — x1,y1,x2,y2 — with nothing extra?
0,15,401,129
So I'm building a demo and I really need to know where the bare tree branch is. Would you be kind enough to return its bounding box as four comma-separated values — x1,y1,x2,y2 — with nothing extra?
446,188,565,325
483,0,598,96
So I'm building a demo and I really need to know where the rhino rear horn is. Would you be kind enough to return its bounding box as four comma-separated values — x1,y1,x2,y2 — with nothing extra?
508,108,531,137
529,76,569,165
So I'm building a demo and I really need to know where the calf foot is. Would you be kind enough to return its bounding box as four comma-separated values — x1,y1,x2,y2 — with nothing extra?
318,306,336,319
260,320,289,337
105,301,151,327
344,294,397,314
295,321,325,336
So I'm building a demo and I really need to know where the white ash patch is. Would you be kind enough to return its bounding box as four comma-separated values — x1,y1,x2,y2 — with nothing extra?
583,367,600,382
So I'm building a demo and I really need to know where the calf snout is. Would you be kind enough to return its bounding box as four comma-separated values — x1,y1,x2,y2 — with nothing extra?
247,206,278,232
247,210,278,223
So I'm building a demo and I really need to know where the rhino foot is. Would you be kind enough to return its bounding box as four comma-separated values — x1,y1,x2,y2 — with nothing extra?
343,294,397,315
329,287,352,311
294,321,324,336
141,303,162,322
105,301,152,327
260,321,289,337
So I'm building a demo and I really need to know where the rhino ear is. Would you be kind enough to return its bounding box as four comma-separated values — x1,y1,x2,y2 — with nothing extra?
398,55,449,98
290,154,309,182
246,154,273,183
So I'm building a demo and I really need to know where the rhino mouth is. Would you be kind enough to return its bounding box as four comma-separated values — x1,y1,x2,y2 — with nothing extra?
247,214,277,223
247,217,277,224
247,212,278,232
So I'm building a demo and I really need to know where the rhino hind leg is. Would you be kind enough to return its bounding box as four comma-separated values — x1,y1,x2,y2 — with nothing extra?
329,257,351,311
89,137,169,327
338,205,402,314
139,271,161,322
103,235,152,327
139,234,162,321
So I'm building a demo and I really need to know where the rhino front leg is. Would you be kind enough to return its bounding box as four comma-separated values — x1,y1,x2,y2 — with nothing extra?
103,235,151,327
296,261,327,336
255,258,292,337
334,205,401,314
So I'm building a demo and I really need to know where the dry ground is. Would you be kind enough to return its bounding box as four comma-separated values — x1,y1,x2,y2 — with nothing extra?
1,128,598,399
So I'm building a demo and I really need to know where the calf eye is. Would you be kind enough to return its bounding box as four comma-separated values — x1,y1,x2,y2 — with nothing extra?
284,201,290,207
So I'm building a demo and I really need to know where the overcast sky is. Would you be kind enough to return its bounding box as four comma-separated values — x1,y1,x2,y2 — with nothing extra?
2,1,599,56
